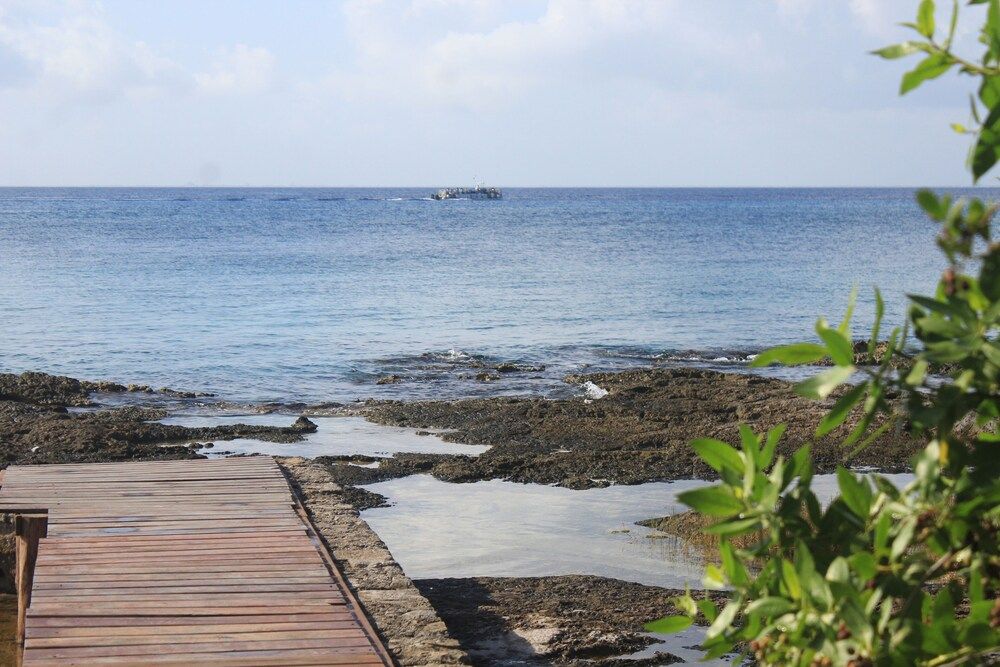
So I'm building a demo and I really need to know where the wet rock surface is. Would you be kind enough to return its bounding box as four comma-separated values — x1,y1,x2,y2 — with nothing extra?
415,575,725,666
0,372,316,465
363,368,920,489
280,457,469,666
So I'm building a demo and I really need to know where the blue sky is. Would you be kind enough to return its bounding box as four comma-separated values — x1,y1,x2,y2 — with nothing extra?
0,0,986,186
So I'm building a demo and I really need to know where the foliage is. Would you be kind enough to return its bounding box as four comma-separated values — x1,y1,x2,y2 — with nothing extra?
647,2,1000,664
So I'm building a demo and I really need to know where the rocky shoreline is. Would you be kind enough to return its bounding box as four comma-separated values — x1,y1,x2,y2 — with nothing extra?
358,367,918,489
0,366,921,665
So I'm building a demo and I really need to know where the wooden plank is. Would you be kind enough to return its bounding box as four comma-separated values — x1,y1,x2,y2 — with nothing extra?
34,573,333,586
28,613,356,629
27,620,359,638
22,636,378,658
26,628,368,649
23,648,385,666
0,457,390,666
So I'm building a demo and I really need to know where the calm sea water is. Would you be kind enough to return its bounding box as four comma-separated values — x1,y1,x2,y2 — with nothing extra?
0,187,982,402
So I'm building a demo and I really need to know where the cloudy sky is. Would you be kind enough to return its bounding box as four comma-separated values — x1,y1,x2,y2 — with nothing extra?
0,0,985,186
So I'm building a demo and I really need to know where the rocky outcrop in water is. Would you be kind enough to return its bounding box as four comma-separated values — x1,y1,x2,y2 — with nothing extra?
0,371,214,406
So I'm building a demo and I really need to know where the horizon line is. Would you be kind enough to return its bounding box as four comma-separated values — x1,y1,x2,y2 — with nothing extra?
0,184,991,189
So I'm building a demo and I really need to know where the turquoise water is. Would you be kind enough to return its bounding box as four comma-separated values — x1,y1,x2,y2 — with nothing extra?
0,187,977,402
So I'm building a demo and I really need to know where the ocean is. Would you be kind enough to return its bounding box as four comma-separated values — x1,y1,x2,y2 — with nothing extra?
0,187,979,403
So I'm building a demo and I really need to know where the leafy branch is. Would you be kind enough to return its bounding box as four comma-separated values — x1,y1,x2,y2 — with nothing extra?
647,2,1000,664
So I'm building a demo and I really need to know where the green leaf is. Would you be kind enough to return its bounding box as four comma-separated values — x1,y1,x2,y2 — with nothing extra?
917,0,935,37
869,287,885,361
988,0,1000,58
850,551,877,580
795,365,856,400
790,444,813,485
981,247,1000,300
925,339,973,363
973,106,1000,181
673,591,697,617
917,189,941,218
816,382,867,437
702,563,726,590
891,517,917,559
871,42,921,59
781,559,801,600
644,615,692,634
905,359,929,385
761,424,785,468
677,485,743,517
980,75,1000,109
910,294,971,320
970,569,985,603
690,438,744,475
738,424,759,461
750,342,827,367
746,597,794,617
839,285,858,336
705,600,739,640
825,556,850,583
836,466,872,519
875,512,891,551
705,516,761,536
982,343,1000,367
720,541,750,587
817,325,854,366
696,599,717,623
900,53,952,95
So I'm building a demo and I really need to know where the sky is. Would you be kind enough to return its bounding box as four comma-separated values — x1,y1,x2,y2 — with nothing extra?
0,0,989,187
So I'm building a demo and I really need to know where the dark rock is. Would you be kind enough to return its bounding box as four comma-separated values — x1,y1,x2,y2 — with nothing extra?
0,372,94,406
493,362,546,373
291,416,318,433
364,367,920,488
376,375,405,385
157,387,216,398
0,377,320,466
475,372,500,382
414,575,718,665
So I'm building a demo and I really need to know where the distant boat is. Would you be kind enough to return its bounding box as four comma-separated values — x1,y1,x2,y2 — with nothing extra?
431,186,502,200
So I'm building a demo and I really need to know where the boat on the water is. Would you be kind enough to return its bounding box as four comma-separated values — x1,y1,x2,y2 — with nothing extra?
431,186,502,200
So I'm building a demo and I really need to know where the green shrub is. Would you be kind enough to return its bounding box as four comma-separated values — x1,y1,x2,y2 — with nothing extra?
649,2,1000,664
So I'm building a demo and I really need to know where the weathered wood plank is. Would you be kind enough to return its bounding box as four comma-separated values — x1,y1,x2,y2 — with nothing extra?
0,457,389,666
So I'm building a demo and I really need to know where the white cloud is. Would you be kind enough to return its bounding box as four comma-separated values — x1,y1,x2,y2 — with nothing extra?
195,44,276,96
0,2,278,103
848,0,898,38
328,0,775,110
0,1,181,101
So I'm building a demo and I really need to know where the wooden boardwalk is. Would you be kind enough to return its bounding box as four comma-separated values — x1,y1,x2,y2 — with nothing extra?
0,456,391,666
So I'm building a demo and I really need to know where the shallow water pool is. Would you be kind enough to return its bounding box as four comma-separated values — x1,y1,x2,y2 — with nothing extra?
360,472,913,590
158,414,489,458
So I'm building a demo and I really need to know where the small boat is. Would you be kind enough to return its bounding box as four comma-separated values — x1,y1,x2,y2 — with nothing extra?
431,186,502,200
